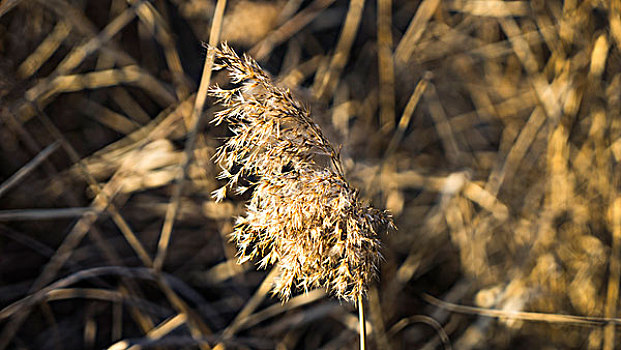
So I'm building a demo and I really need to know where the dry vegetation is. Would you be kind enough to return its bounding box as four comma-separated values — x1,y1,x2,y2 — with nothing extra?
208,43,393,304
0,0,620,349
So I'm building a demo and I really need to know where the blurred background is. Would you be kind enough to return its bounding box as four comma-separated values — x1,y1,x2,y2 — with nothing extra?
0,0,620,349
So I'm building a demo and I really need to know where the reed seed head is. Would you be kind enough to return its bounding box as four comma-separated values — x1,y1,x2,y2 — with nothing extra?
209,43,393,303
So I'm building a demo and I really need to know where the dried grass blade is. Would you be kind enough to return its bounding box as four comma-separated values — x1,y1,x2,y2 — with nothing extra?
0,208,94,221
0,0,22,18
251,0,336,60
152,0,227,273
377,0,396,131
0,141,60,199
394,0,441,65
17,21,72,79
313,0,364,99
603,175,620,349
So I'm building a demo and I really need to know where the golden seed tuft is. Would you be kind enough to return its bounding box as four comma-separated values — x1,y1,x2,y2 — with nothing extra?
209,43,393,303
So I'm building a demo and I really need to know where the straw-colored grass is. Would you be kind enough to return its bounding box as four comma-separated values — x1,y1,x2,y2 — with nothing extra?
0,0,619,349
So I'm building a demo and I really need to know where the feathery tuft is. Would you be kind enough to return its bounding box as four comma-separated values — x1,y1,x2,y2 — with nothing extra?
209,43,393,303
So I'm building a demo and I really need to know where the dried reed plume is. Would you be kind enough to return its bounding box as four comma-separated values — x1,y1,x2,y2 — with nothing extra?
209,43,393,303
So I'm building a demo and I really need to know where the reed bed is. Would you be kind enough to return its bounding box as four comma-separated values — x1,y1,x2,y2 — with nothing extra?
0,0,620,349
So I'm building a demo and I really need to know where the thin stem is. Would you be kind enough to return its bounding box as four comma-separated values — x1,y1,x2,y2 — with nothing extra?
359,294,366,350
153,0,226,273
